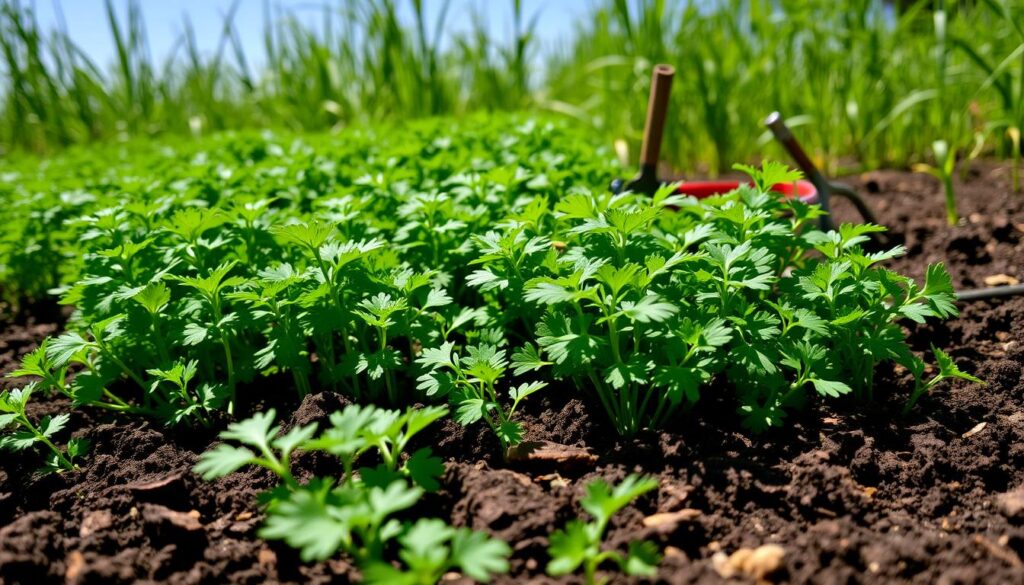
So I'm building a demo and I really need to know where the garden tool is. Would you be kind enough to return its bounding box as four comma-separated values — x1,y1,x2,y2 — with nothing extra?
764,111,886,233
763,113,1024,302
612,66,819,206
611,64,675,195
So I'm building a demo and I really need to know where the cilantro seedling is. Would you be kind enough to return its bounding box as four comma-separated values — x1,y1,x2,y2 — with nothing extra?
547,474,661,585
903,346,984,414
167,261,245,414
416,341,547,452
195,404,509,581
0,384,89,473
146,359,227,427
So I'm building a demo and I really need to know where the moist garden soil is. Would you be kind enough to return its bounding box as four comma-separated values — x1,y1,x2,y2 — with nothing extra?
2,163,1023,585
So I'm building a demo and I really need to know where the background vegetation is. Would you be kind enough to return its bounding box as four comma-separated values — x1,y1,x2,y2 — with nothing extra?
1,0,1022,173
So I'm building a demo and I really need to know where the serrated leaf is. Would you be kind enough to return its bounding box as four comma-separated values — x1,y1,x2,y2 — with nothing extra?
423,288,453,309
182,323,209,346
259,479,349,561
400,517,454,566
133,281,171,314
524,281,575,305
455,398,488,426
1,429,39,451
66,437,90,459
509,381,546,403
496,420,523,446
360,464,404,489
898,302,933,324
623,540,661,576
933,346,983,384
450,528,511,582
193,444,258,480
510,343,550,376
466,269,508,291
810,379,852,398
46,332,91,366
367,480,424,520
618,294,678,323
546,520,592,576
580,474,658,526
403,405,448,440
221,409,278,450
7,340,51,379
39,413,69,439
405,447,444,492
0,413,16,430
272,423,318,458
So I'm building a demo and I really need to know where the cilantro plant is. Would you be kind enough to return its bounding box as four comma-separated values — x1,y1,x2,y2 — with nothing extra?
0,118,977,469
0,384,89,473
4,118,615,429
195,405,511,583
903,346,984,414
547,474,661,585
482,161,970,435
416,341,548,452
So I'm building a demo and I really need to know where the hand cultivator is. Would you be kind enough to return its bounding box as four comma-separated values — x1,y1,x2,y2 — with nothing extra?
615,64,1024,303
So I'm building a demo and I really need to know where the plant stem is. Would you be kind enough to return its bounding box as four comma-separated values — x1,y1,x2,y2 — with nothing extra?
942,173,958,225
20,414,74,470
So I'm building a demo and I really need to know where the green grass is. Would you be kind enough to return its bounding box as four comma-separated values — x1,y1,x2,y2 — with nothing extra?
0,0,1022,174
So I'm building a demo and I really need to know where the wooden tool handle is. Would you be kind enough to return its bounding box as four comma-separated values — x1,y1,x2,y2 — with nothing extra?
639,64,675,169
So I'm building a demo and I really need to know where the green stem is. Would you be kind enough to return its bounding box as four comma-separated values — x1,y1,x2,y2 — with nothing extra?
20,415,74,470
101,346,147,390
942,173,958,225
150,313,172,366
210,296,237,415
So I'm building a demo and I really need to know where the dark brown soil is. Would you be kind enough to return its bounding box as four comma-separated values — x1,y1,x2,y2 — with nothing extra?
2,163,1023,584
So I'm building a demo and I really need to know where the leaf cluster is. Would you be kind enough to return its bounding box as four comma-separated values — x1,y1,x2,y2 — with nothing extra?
195,404,510,583
547,474,661,585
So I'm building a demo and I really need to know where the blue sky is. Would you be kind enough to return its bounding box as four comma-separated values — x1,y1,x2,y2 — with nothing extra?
31,0,592,72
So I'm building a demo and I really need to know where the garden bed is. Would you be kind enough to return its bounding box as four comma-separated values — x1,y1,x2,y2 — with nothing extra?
1,162,1022,585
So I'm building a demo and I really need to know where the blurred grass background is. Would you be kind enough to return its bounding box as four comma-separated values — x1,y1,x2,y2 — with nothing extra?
1,0,1021,175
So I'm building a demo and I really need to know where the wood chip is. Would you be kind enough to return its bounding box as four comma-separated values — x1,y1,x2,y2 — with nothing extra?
79,509,114,538
962,422,987,438
127,473,184,492
235,511,253,521
258,547,277,567
713,544,786,581
664,545,687,560
643,508,702,527
996,485,1024,519
506,441,598,467
974,534,1023,567
65,551,86,582
140,504,202,531
984,274,1020,287
533,473,569,488
862,487,877,499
